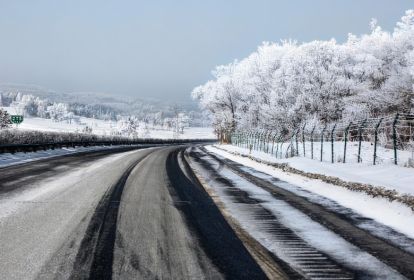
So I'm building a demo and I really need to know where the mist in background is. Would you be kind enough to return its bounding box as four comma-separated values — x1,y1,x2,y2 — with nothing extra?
0,0,412,101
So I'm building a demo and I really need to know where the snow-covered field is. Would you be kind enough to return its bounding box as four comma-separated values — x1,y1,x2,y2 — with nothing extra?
17,116,214,139
205,145,414,239
1,106,215,139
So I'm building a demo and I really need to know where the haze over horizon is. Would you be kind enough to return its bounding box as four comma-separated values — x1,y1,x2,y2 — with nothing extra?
0,0,412,102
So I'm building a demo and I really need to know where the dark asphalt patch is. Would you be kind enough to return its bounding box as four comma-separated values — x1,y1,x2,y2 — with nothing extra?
165,148,268,279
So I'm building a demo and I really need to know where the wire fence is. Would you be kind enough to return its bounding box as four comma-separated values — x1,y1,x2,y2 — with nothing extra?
231,113,414,167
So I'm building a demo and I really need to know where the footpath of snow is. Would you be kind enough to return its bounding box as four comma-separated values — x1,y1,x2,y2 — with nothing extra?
0,145,145,168
205,145,414,239
190,152,404,279
213,144,414,196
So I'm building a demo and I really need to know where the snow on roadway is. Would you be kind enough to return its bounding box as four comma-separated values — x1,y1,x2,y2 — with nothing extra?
0,149,141,221
0,145,142,168
205,145,414,242
190,150,405,279
0,148,153,280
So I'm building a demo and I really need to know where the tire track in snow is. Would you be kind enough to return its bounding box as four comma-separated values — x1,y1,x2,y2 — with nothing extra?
69,149,154,280
193,147,412,279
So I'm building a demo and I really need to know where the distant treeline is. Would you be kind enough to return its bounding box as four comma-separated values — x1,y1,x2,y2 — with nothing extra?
0,91,210,127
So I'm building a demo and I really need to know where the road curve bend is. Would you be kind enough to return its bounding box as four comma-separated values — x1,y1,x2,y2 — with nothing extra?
0,146,268,280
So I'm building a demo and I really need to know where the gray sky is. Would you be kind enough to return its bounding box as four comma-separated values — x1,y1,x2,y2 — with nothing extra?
0,0,412,101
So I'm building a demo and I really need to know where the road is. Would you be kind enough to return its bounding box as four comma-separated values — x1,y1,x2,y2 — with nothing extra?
0,146,268,280
1,145,413,280
186,147,414,280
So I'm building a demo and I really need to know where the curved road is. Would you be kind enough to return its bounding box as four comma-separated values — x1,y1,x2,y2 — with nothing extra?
0,146,267,280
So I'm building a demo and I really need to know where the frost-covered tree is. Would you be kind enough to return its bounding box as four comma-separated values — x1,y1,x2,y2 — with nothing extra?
192,63,244,142
47,103,69,121
20,94,38,116
117,116,140,138
193,10,414,139
0,108,12,129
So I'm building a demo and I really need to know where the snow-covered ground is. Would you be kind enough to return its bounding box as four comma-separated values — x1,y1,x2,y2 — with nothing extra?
1,106,215,139
17,116,213,139
205,145,414,240
190,149,407,279
249,139,414,167
212,144,414,195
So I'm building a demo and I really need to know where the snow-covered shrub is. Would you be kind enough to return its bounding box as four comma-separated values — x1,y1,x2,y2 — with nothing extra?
82,125,93,134
0,109,12,129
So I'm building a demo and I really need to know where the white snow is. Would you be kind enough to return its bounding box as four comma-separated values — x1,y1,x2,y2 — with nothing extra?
18,117,214,139
259,139,414,167
212,144,414,196
205,145,414,240
189,151,405,279
0,145,145,168
1,106,215,139
0,149,140,220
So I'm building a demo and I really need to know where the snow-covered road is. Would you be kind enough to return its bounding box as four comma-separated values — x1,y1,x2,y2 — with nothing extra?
0,149,151,279
0,146,266,280
187,146,414,279
2,144,414,279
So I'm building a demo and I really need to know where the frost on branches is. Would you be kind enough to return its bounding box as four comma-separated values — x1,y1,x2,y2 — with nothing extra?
0,108,12,129
192,10,414,142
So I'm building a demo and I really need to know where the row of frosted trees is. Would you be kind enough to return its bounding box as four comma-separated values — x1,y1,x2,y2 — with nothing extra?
193,11,414,152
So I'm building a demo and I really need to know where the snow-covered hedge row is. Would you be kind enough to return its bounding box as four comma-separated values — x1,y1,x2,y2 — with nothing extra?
0,129,102,145
0,129,214,146
211,145,414,211
193,10,414,140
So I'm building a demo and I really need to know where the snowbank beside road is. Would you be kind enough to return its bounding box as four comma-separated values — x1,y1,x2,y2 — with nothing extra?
205,144,414,240
211,144,414,196
189,148,408,279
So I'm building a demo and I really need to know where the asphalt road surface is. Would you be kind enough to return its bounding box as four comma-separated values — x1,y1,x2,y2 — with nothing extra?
0,146,268,280
3,145,412,280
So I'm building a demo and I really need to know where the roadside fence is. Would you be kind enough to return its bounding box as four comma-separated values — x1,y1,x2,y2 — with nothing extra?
231,113,414,167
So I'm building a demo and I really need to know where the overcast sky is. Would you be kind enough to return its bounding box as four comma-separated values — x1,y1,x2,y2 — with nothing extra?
0,1,412,101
